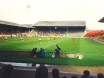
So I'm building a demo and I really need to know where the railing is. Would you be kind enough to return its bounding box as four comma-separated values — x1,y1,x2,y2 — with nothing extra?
0,50,84,59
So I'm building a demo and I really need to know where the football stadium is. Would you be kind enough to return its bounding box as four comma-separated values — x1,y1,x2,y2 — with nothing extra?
0,0,104,78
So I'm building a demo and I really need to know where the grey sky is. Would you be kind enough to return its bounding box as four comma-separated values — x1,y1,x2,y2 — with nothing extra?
0,0,104,30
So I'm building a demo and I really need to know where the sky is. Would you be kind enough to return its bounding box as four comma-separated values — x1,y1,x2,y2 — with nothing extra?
0,0,104,30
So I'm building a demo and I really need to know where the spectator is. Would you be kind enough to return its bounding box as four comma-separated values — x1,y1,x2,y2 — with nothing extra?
55,45,61,58
52,68,60,78
63,75,67,78
97,73,104,78
31,48,37,58
40,48,45,58
71,76,78,78
2,64,13,78
80,70,93,78
35,65,48,78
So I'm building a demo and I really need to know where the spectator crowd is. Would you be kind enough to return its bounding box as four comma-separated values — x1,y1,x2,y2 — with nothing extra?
0,64,104,78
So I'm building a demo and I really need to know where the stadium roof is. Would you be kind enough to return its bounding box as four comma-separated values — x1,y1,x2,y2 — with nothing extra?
0,0,104,29
21,24,34,28
0,20,21,26
98,17,104,23
34,21,86,26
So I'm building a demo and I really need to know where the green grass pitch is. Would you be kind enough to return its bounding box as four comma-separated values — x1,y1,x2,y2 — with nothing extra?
0,37,104,66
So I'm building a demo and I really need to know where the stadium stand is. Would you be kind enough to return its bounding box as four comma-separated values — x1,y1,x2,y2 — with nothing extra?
33,21,86,37
0,21,86,38
84,30,104,44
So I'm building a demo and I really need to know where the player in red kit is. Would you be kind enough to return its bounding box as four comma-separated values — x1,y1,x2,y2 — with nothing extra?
72,38,75,45
54,37,56,42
